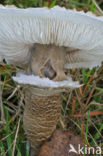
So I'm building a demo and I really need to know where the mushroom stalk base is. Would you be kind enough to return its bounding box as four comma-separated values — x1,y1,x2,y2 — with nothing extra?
23,86,62,156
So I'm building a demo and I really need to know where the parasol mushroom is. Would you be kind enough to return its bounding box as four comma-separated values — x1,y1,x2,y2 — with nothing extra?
0,5,103,156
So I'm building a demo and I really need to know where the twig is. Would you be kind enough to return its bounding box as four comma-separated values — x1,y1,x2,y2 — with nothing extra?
85,101,103,110
0,131,14,142
9,110,21,124
0,76,5,124
12,118,21,156
75,89,85,110
92,0,103,15
3,142,13,156
90,119,103,139
60,117,65,129
64,90,72,118
7,85,20,100
85,83,96,106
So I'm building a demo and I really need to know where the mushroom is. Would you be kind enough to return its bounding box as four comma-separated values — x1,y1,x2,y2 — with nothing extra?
0,5,103,156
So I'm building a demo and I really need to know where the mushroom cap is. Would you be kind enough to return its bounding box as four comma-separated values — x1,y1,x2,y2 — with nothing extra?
0,6,103,68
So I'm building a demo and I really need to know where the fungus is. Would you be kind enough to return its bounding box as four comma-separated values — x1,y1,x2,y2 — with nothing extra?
0,5,103,156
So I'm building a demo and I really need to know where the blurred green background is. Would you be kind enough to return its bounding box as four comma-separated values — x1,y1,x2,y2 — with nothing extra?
0,0,103,13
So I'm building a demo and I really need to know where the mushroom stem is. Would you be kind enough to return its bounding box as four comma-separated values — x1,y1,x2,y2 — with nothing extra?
23,87,62,156
23,44,68,155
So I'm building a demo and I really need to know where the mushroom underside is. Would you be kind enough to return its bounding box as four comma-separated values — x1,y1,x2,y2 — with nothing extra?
20,44,82,156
